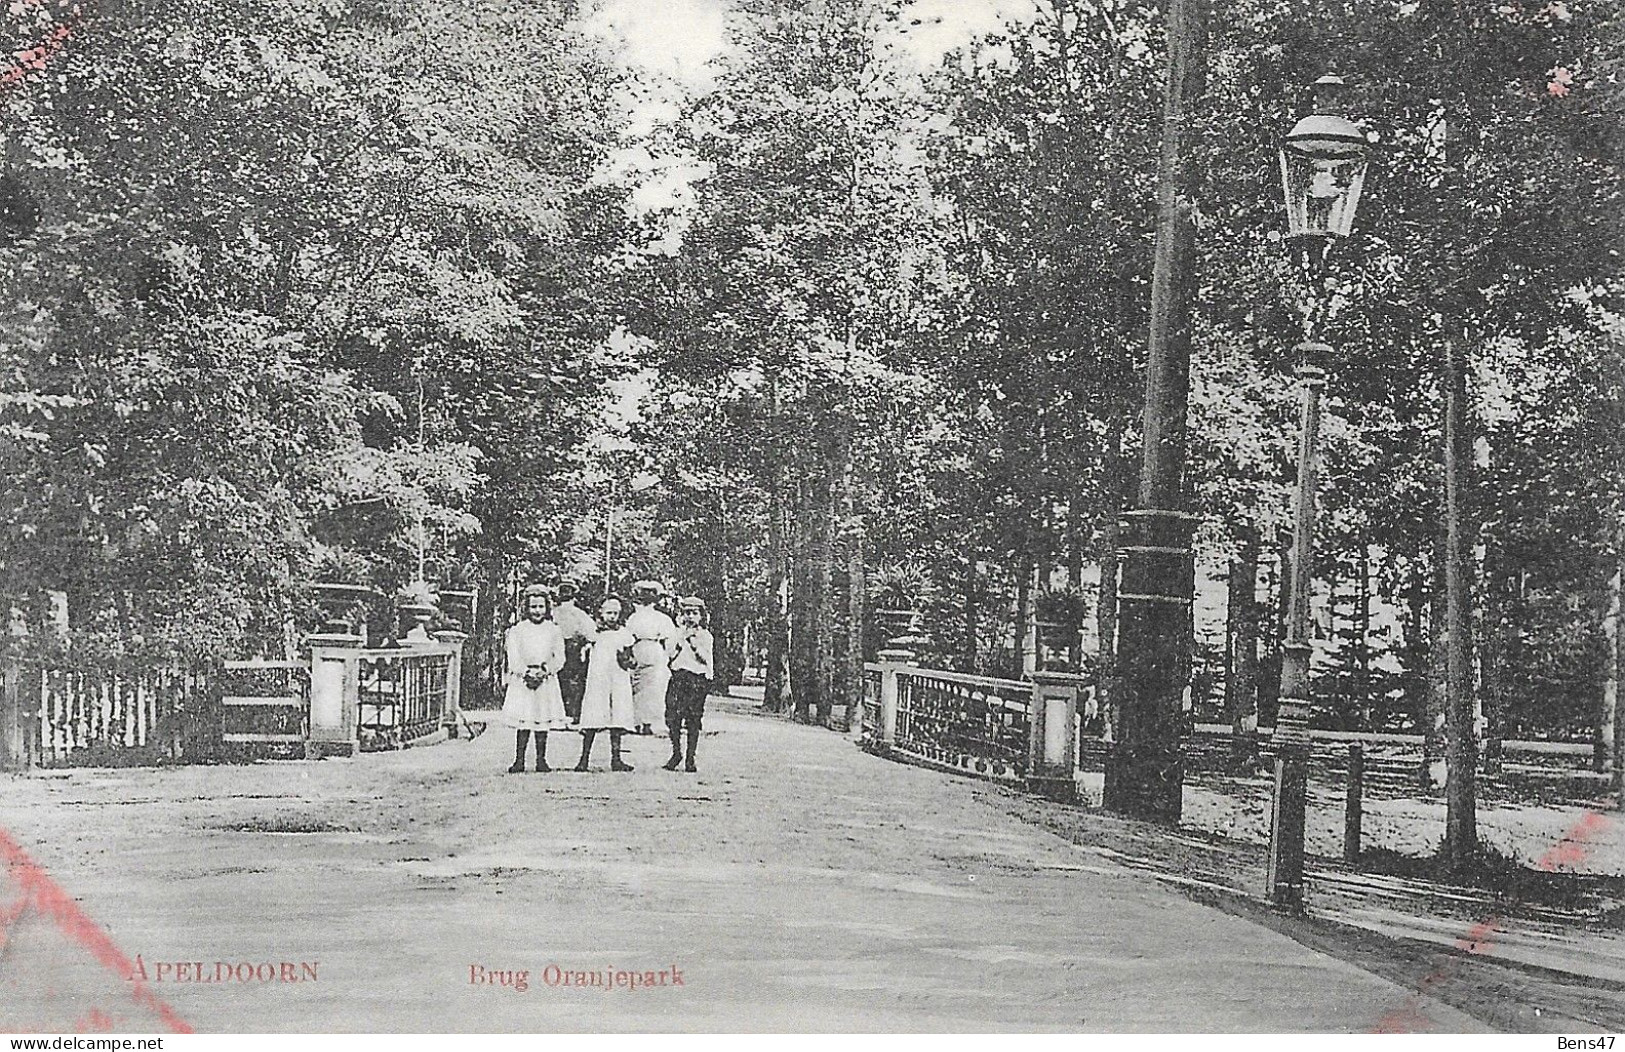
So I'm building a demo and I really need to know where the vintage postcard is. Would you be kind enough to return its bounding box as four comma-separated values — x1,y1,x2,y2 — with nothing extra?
1,0,1621,1036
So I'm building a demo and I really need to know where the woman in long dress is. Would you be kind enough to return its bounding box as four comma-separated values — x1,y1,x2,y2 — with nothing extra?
625,580,677,735
502,586,569,773
575,596,637,772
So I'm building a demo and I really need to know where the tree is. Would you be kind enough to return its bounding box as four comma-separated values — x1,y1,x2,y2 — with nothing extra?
0,0,633,677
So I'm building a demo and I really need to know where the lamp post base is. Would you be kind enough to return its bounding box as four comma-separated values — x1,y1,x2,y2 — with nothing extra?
1266,696,1313,911
1265,749,1309,911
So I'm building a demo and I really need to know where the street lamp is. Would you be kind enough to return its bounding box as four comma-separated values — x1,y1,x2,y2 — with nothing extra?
1265,73,1373,911
1280,76,1370,246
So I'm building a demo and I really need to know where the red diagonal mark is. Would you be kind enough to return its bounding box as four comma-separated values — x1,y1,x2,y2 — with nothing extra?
1372,806,1615,1032
3,0,82,88
0,826,192,1034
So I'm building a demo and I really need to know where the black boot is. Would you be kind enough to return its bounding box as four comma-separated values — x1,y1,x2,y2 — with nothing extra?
610,729,634,772
662,724,683,770
684,727,700,773
508,731,531,774
575,730,595,772
534,731,551,773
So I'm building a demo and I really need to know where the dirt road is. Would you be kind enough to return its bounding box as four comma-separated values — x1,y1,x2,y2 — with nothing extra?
0,703,1486,1032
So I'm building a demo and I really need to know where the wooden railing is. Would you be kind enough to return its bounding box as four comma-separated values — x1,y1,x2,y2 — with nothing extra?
221,660,308,758
1076,722,1607,800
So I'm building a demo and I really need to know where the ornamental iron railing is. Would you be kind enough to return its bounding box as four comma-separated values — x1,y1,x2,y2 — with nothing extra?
357,648,453,751
889,667,1032,782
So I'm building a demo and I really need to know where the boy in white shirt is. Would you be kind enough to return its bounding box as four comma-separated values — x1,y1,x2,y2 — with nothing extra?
663,596,714,773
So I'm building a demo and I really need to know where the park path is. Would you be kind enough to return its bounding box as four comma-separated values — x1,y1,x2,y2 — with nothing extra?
0,700,1486,1033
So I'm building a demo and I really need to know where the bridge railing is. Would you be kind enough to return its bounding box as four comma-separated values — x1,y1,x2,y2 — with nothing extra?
858,655,1080,799
853,657,1601,804
357,646,455,751
309,635,464,758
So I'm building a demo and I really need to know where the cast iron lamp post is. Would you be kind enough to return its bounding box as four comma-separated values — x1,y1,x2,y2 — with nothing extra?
1266,74,1372,911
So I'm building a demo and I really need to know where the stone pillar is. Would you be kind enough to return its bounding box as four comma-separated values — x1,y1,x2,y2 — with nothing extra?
432,630,467,737
0,662,26,773
876,645,916,750
1028,671,1082,802
306,634,362,759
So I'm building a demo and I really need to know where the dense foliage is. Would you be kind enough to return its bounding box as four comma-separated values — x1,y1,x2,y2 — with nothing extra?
3,0,1621,771
1,0,631,666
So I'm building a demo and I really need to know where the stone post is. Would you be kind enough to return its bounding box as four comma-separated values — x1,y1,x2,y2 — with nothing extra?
0,662,26,773
432,629,467,737
1028,671,1082,802
875,644,916,751
306,633,362,759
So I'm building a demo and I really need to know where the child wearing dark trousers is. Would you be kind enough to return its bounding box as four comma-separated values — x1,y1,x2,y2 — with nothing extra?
663,596,714,773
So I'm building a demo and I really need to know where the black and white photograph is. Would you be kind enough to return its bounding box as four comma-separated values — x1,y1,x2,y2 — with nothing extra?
0,0,1622,1036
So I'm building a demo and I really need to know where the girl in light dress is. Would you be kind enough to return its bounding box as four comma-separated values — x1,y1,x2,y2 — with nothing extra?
575,596,638,772
501,586,569,773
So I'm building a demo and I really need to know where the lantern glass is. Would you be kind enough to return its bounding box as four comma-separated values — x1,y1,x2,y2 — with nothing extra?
1279,147,1368,240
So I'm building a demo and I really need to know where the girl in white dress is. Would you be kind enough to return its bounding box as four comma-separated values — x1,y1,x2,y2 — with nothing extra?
502,586,569,773
575,596,637,772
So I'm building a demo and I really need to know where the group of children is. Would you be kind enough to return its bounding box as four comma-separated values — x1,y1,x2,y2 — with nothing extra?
499,579,715,775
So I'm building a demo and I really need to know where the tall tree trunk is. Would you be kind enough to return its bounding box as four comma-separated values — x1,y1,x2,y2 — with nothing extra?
1599,558,1619,779
1259,535,1291,728
764,383,790,714
715,519,745,689
815,452,839,726
467,550,507,711
963,560,979,673
1094,407,1127,740
1226,523,1260,768
1016,550,1037,678
844,464,865,733
1357,545,1372,728
1423,582,1447,788
1442,325,1478,869
1404,554,1428,751
1609,553,1624,794
1101,0,1208,824
1481,552,1509,776
1068,483,1086,593
764,504,790,712
789,476,821,722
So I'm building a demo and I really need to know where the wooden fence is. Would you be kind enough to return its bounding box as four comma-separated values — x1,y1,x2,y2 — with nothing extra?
0,662,218,769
